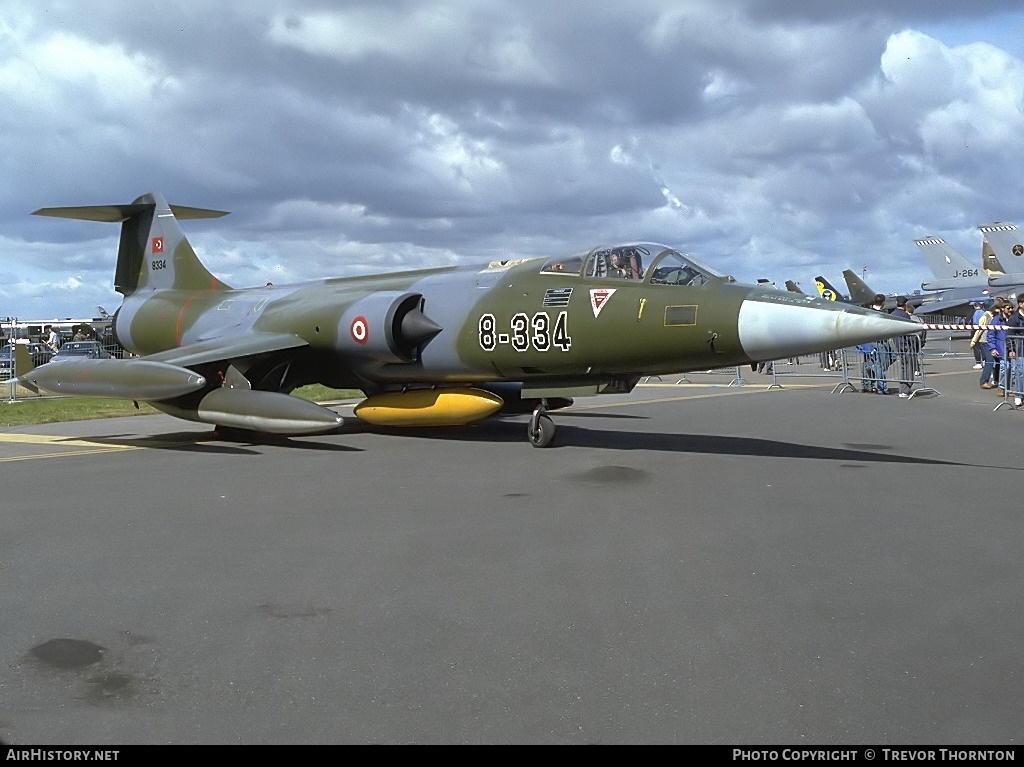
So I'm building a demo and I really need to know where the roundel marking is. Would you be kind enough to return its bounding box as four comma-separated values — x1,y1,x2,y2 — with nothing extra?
1012,244,1023,257
351,316,369,344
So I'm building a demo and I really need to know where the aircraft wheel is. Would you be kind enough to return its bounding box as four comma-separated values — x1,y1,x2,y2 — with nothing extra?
528,413,555,448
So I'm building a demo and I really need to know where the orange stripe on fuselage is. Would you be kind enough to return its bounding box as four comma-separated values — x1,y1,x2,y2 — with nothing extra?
176,294,200,347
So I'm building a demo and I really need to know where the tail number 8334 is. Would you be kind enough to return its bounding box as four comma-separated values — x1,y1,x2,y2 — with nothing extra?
479,311,572,353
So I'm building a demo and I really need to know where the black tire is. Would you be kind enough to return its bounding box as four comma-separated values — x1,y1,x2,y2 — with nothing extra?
528,413,555,448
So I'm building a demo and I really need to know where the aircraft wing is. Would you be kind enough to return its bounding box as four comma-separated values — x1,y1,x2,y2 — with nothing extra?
18,330,318,416
914,291,987,315
143,332,309,367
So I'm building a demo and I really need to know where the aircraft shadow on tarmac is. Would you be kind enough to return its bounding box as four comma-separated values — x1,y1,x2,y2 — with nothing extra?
76,431,363,454
554,410,648,420
71,421,1017,471
353,418,1019,470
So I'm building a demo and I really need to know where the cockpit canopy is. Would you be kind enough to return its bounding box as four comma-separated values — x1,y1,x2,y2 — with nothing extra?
539,243,729,287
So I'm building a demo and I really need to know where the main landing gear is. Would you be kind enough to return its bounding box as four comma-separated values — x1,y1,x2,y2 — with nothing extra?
528,399,555,448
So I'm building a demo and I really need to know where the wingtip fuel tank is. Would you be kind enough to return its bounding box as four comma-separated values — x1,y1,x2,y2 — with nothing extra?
20,358,207,400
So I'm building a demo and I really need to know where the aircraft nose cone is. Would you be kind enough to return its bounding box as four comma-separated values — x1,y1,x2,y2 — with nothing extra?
737,291,917,361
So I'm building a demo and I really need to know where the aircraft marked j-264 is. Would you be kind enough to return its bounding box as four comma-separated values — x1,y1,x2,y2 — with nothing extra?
18,192,915,447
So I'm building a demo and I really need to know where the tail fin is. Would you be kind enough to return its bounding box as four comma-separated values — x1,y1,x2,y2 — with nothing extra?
784,280,803,294
915,236,980,289
842,269,875,306
979,223,1022,275
813,275,846,302
33,192,230,296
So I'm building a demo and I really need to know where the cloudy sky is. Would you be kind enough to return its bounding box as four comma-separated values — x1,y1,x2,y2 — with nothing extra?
2,0,1024,320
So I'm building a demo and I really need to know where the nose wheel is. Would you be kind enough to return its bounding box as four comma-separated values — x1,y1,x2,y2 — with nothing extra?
528,400,555,448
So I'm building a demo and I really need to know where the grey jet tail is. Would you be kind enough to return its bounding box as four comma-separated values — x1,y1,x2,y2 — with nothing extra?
915,236,983,291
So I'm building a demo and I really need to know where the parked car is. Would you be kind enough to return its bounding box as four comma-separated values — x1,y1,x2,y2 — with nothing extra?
0,342,55,374
50,340,112,362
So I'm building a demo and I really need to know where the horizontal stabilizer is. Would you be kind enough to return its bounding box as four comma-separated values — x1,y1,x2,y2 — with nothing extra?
33,204,229,222
921,279,980,291
986,273,1024,288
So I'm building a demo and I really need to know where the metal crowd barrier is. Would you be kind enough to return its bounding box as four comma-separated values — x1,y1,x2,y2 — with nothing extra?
916,314,971,358
844,337,939,399
643,365,748,387
759,339,939,399
918,322,1022,413
756,351,845,391
994,336,1024,412
919,320,981,358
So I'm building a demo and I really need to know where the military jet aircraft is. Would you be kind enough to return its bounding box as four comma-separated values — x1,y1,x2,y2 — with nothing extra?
914,235,1001,313
841,270,926,310
18,192,916,447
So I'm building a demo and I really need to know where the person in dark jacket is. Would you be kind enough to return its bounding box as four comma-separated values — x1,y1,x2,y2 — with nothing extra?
987,301,1011,396
905,303,927,376
868,294,891,394
889,296,913,397
1003,300,1024,405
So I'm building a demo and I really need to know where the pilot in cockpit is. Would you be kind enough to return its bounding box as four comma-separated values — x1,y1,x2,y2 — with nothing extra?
610,248,643,280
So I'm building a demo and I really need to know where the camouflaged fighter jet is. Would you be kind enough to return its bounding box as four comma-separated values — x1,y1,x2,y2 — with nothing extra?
17,192,917,447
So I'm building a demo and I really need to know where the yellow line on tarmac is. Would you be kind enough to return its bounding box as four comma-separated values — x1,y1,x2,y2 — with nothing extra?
0,432,211,463
0,446,142,462
0,433,137,448
0,433,140,463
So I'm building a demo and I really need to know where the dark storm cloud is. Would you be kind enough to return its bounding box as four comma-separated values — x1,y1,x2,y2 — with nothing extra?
0,0,1022,316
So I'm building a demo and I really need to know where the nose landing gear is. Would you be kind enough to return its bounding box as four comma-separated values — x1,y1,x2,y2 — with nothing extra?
528,399,555,448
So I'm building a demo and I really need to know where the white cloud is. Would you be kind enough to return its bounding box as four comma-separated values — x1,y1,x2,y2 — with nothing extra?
1,2,1024,318
266,6,553,85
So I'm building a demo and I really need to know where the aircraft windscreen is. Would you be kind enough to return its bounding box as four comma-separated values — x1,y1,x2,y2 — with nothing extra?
539,253,586,275
540,245,649,280
540,243,727,286
647,249,722,287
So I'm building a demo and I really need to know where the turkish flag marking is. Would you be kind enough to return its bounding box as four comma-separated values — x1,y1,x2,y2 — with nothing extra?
351,316,369,344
